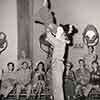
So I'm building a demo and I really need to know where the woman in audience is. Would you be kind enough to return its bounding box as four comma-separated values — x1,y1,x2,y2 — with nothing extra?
33,61,46,98
63,62,76,100
0,62,16,100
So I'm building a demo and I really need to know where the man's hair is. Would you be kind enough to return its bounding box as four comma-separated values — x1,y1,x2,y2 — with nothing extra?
92,61,99,65
21,61,28,66
88,46,94,51
78,58,85,64
65,61,73,70
59,24,78,35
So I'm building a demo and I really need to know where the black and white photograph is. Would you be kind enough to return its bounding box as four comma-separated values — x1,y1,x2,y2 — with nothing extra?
0,0,100,100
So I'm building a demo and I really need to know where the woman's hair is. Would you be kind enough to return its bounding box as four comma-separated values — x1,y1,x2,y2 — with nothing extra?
35,61,45,72
7,62,15,71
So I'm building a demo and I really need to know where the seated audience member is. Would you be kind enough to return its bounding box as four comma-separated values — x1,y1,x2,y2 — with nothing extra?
16,61,32,100
0,62,16,100
77,61,100,98
88,61,100,92
84,46,97,72
75,58,90,99
63,62,76,100
33,61,46,98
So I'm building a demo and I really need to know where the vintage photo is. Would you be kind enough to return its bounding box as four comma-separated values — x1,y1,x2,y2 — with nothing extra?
0,0,100,100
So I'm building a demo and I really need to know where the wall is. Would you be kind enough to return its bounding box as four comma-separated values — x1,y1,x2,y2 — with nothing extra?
17,0,34,60
33,0,49,64
33,0,100,67
0,0,17,70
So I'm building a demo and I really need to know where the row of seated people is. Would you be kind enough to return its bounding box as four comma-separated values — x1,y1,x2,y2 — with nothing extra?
0,46,99,100
63,54,100,100
1,58,99,100
0,59,47,100
64,60,100,100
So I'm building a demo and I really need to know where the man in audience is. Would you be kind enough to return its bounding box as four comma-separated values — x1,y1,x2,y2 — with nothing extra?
90,61,100,86
16,61,32,100
75,58,90,99
84,46,97,72
85,61,100,95
0,62,16,100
